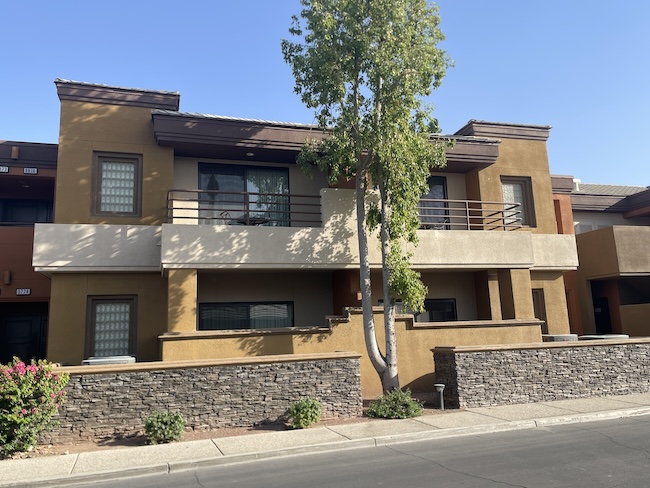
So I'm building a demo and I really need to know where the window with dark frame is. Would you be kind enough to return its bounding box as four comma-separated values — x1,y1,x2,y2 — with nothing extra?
199,302,294,330
86,296,136,358
380,298,458,322
198,163,290,226
0,199,52,225
501,176,536,227
92,153,142,216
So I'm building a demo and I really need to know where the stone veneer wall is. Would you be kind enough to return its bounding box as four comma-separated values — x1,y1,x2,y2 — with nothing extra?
41,353,362,443
433,339,650,409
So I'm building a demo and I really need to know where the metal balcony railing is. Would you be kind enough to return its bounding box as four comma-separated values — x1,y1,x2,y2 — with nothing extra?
166,189,322,227
167,190,520,231
418,198,522,231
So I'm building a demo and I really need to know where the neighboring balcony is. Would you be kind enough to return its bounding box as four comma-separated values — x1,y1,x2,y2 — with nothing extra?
576,225,650,278
417,198,522,231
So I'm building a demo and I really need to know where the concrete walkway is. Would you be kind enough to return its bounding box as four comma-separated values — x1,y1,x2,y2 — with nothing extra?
2,393,650,487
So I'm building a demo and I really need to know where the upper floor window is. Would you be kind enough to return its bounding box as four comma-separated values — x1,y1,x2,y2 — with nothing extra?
501,176,535,227
93,153,142,216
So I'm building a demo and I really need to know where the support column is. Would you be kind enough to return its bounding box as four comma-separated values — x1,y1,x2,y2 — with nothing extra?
498,269,534,320
167,269,197,333
487,271,503,320
474,270,502,320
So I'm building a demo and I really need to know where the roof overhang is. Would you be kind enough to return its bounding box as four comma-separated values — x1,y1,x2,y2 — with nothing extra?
152,110,501,171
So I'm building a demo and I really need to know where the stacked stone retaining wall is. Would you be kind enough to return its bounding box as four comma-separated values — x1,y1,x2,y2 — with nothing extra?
41,353,362,443
433,340,650,408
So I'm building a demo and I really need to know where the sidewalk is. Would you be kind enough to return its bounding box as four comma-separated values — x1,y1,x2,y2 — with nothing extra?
2,392,650,487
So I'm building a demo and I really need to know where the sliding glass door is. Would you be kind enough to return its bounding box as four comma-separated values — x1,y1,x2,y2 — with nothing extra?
199,164,289,226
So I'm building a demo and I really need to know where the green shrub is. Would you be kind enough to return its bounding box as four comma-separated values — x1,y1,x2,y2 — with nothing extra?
0,357,70,456
286,397,321,429
144,411,186,444
366,388,423,419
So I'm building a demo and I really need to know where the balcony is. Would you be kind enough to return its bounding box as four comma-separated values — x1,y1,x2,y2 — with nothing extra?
166,189,521,231
418,198,522,231
166,189,321,227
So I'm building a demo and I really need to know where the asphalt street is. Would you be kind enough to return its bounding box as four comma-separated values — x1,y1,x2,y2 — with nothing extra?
76,415,650,488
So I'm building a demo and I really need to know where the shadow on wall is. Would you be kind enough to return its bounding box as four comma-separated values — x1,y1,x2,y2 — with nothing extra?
34,224,160,271
236,188,356,354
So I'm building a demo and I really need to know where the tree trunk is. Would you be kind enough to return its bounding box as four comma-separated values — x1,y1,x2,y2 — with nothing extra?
356,169,387,378
378,168,400,392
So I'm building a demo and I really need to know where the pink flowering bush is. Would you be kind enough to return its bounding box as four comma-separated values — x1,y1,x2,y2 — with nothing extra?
0,357,69,456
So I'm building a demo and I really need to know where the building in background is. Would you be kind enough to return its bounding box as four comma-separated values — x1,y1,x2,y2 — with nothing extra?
0,141,56,363
556,178,650,337
29,80,578,396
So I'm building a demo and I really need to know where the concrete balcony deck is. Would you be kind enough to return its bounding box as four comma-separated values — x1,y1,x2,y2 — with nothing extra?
576,225,650,279
33,189,578,273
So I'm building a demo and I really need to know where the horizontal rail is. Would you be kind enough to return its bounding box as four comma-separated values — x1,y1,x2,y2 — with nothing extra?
418,198,522,231
166,190,522,231
166,189,322,227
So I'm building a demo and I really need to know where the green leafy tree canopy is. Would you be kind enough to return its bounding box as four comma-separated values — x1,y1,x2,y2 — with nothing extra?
282,0,451,391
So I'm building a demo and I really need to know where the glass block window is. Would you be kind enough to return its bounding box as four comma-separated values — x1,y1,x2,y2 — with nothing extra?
87,297,135,357
93,154,141,216
199,302,294,330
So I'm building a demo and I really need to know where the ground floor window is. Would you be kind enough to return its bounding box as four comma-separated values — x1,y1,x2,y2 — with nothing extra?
86,296,136,357
381,298,457,322
199,302,294,330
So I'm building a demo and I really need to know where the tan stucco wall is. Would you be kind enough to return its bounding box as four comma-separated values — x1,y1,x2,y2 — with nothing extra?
474,138,557,234
168,269,197,333
159,311,542,398
620,304,650,336
55,101,174,225
612,227,650,274
530,271,571,334
47,273,167,365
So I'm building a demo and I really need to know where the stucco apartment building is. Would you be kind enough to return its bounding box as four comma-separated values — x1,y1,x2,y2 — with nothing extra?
552,177,650,337
30,79,578,396
0,141,56,363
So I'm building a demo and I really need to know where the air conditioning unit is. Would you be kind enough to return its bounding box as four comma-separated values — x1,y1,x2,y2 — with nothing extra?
578,334,629,341
82,356,136,365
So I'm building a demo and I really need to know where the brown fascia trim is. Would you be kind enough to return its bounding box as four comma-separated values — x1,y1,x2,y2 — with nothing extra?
0,141,58,168
570,193,628,212
551,175,574,194
55,79,180,111
152,110,324,152
441,136,500,170
572,187,650,215
152,110,501,170
455,119,551,141
622,188,650,218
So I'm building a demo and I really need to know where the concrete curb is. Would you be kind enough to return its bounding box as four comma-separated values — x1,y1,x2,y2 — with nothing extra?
4,407,650,488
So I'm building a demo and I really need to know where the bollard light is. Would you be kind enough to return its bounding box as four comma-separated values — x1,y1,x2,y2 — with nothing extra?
434,383,445,410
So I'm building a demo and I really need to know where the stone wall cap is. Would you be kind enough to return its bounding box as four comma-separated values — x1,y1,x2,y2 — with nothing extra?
432,337,650,353
54,352,362,375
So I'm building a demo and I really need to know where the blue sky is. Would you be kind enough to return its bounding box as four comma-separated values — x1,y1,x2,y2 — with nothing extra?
1,1,648,186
